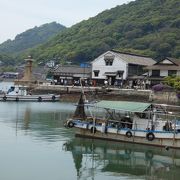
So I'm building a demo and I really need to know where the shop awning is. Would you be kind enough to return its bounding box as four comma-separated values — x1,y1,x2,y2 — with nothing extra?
95,100,152,112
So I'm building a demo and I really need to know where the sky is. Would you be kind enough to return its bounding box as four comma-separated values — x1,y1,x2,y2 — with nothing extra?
0,0,133,43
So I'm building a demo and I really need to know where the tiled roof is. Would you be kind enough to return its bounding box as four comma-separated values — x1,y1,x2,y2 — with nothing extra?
111,50,156,66
145,65,180,70
166,57,180,66
52,65,91,74
145,57,180,70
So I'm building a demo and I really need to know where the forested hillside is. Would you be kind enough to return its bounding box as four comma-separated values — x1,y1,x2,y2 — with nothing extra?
0,22,66,55
27,0,180,64
1,0,180,65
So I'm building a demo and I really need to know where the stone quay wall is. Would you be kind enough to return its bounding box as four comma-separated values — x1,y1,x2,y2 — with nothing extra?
32,84,180,106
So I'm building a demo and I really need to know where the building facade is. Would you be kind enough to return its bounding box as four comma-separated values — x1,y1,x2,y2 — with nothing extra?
91,50,156,86
51,65,91,85
145,57,180,86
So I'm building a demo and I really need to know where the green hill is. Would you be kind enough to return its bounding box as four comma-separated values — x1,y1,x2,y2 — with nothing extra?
0,22,66,59
1,0,180,65
27,0,180,64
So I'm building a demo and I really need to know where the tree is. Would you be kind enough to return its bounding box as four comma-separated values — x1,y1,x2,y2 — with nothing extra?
164,76,180,90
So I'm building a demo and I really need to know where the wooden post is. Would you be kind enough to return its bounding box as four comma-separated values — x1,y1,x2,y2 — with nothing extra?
67,87,69,93
173,118,176,147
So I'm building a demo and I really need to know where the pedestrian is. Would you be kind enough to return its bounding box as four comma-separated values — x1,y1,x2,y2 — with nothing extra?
104,79,108,87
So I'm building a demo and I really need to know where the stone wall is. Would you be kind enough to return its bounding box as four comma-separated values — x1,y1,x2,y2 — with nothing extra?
150,91,179,105
33,84,180,106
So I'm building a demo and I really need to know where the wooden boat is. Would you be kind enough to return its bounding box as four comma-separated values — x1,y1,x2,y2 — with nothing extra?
65,93,180,149
0,85,60,102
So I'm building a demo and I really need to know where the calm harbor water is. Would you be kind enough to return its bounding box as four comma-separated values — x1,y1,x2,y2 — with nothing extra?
0,101,180,180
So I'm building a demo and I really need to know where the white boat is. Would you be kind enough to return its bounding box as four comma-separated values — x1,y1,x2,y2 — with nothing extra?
65,94,180,149
0,86,60,102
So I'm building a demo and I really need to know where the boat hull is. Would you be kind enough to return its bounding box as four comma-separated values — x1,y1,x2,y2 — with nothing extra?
0,94,60,102
75,127,180,149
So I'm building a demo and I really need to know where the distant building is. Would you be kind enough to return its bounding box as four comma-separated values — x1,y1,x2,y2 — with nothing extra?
3,72,19,79
91,50,156,86
46,60,55,68
51,65,91,85
144,57,180,86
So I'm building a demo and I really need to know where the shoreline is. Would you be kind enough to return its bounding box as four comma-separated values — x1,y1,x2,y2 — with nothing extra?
0,81,179,112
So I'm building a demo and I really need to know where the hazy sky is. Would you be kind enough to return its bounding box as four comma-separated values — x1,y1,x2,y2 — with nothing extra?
0,0,133,43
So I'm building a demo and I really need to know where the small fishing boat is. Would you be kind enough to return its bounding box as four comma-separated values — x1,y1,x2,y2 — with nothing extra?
65,93,180,149
0,86,60,102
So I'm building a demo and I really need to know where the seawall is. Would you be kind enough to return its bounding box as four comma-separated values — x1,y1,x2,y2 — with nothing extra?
32,84,180,106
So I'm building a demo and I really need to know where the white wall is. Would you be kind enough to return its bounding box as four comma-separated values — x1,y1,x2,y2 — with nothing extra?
148,70,152,76
160,70,168,77
92,52,128,80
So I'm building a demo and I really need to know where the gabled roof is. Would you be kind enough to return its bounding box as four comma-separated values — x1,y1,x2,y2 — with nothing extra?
95,100,152,112
91,50,156,66
163,57,180,66
145,57,180,70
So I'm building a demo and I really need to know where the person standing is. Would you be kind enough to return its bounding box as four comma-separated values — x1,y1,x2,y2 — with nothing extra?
104,79,108,87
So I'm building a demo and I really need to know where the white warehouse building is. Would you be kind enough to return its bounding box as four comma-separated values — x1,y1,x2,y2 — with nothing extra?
91,50,156,86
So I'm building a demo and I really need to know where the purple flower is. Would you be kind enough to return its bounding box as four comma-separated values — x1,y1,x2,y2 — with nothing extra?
152,84,164,92
152,84,173,92
177,93,180,99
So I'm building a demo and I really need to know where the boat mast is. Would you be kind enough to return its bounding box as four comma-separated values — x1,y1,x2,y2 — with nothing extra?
73,93,86,120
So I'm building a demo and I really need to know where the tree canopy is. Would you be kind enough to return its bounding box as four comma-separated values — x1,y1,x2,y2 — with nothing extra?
164,76,180,90
1,0,180,64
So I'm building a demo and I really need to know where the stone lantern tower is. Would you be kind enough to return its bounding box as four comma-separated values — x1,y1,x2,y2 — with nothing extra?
14,56,36,86
23,56,34,81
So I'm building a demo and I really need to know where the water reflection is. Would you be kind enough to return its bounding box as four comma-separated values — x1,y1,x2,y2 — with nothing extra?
0,101,180,180
0,102,75,141
64,138,180,180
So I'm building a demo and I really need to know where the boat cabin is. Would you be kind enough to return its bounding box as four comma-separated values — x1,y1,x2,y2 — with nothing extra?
7,86,28,96
88,100,176,132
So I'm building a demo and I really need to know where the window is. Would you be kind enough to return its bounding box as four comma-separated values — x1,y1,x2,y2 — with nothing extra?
128,64,144,76
117,70,124,77
104,53,114,66
168,70,177,76
152,70,160,77
94,70,99,77
105,59,113,66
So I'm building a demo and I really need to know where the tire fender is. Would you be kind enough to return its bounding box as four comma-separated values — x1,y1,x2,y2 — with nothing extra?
146,132,155,141
38,96,42,102
126,130,132,138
